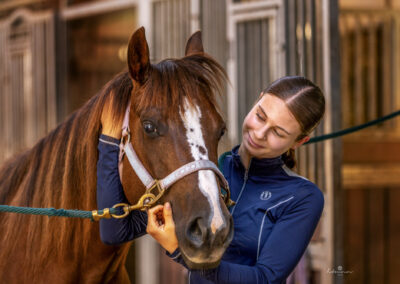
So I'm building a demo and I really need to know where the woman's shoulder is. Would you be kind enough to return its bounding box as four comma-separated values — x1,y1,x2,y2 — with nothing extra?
280,165,324,207
218,150,232,171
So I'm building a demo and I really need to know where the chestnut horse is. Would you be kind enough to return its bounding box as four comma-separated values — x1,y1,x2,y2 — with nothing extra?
0,27,233,283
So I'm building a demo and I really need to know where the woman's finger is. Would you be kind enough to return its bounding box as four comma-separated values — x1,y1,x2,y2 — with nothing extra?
147,205,164,232
147,204,164,216
163,202,175,228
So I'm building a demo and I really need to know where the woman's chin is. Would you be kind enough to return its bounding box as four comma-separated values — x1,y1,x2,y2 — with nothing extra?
244,142,264,156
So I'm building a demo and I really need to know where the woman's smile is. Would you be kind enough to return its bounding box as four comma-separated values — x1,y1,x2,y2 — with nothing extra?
247,132,264,149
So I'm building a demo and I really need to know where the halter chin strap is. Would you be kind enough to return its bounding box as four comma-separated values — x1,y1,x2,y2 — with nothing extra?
114,102,234,217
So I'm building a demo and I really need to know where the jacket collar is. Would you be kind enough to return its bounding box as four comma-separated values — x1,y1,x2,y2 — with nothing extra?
231,145,284,177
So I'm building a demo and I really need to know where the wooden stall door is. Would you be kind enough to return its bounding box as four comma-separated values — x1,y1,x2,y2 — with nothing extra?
344,187,400,284
0,8,56,164
340,7,400,284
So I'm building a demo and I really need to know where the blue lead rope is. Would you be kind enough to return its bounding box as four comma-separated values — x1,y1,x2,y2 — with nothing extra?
1,110,400,220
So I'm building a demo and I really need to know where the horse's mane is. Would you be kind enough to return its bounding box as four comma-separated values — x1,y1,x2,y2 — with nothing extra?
0,53,226,274
0,70,133,275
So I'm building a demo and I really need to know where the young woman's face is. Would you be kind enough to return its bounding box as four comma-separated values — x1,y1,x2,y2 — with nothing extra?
241,93,308,159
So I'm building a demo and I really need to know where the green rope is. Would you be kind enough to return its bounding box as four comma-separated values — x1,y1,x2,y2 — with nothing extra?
306,109,400,144
0,205,118,221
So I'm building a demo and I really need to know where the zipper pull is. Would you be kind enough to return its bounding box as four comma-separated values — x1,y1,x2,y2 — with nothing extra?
244,158,252,181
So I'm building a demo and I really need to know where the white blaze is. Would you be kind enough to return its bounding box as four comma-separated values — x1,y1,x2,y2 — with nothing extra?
180,98,224,233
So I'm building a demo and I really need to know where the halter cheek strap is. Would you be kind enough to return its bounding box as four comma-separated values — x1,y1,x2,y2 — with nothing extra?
118,103,131,179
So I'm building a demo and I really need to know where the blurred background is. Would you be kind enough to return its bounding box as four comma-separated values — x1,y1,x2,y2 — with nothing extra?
0,0,399,283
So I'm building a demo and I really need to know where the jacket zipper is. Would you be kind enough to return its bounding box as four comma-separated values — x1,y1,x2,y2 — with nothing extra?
230,159,252,216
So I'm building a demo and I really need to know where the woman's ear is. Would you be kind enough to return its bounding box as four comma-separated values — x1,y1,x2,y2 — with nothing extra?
291,136,310,150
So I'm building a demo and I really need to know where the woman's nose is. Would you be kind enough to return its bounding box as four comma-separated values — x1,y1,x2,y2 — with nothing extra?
254,126,267,141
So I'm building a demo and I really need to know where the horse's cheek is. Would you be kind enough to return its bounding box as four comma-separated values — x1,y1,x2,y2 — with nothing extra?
121,160,144,204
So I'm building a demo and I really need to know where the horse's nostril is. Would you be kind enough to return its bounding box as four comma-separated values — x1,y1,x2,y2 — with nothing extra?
211,215,233,245
185,215,233,252
186,218,206,248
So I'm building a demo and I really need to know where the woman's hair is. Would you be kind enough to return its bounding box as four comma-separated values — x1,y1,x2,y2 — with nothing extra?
262,76,325,169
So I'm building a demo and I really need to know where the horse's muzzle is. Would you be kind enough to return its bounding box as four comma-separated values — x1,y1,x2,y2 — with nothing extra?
180,213,234,269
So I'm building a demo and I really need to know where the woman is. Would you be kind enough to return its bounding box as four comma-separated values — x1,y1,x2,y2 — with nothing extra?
98,76,325,283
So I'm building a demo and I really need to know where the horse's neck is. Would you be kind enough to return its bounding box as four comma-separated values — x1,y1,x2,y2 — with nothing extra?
0,105,100,209
60,110,100,209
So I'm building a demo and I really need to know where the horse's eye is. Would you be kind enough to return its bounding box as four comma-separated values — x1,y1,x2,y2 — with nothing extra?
143,121,158,136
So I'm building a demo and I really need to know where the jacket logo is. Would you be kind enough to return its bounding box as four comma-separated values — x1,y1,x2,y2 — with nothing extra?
260,191,272,200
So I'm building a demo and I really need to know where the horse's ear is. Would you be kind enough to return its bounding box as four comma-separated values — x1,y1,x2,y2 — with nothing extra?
185,31,204,56
128,27,151,84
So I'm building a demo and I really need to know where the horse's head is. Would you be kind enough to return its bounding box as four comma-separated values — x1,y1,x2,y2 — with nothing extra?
120,27,233,269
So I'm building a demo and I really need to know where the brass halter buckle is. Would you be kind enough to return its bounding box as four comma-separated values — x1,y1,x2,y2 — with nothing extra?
143,180,165,207
220,184,236,208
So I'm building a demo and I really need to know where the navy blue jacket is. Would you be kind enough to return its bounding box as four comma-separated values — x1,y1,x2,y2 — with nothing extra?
97,137,324,283
97,134,147,245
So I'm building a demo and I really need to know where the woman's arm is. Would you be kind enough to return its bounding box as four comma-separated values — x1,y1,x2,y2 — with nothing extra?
97,99,147,245
97,135,147,245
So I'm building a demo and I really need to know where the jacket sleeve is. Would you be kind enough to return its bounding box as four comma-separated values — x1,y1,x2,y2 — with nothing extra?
97,134,147,245
168,187,324,284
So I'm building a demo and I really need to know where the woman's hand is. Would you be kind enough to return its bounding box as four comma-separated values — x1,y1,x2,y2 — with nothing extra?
101,99,122,138
146,202,178,254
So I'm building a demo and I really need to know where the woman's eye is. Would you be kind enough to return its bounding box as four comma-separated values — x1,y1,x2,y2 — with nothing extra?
256,112,265,121
143,121,158,135
274,129,284,138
